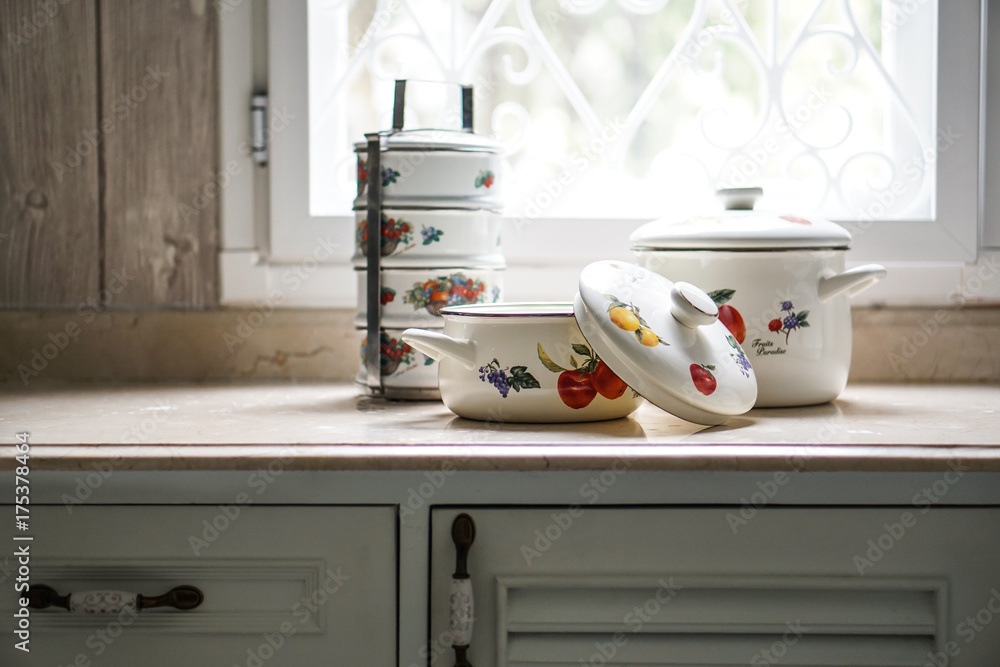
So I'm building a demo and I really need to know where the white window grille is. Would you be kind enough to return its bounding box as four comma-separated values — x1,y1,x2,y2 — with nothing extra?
219,0,996,308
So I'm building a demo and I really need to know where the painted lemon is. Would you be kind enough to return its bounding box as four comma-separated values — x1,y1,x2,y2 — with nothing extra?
638,328,659,347
610,307,641,332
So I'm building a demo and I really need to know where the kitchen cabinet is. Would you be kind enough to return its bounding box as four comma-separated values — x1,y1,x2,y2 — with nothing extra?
0,505,397,666
2,382,999,666
430,507,1000,666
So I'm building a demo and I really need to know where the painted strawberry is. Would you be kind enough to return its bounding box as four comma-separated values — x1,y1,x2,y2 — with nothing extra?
690,363,717,396
708,289,746,344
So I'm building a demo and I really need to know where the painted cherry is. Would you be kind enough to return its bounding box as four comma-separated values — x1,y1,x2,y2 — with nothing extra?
591,361,627,400
557,371,597,409
689,364,717,396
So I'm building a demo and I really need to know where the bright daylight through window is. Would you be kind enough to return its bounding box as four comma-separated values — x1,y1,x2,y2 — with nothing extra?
308,0,937,223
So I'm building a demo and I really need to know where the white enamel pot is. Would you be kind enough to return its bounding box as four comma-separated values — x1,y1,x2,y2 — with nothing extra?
631,188,886,407
401,303,643,423
354,130,503,212
354,328,439,400
355,267,503,329
351,208,503,269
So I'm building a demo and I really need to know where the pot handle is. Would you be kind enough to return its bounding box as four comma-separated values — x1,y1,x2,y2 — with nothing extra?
818,264,887,302
401,329,477,370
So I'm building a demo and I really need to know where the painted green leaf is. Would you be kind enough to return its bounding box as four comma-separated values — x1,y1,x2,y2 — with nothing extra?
571,343,591,357
797,310,809,321
708,289,735,305
570,356,578,368
509,366,541,391
537,343,568,373
799,321,811,328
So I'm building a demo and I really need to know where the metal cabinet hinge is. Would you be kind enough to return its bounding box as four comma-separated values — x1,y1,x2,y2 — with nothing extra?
251,94,268,165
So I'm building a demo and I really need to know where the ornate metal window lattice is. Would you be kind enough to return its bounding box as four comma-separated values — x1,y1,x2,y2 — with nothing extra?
309,0,936,222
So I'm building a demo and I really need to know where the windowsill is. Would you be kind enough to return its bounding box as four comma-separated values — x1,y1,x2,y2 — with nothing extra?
1,381,998,473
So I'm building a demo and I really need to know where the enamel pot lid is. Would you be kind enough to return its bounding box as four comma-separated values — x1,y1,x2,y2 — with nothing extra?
574,261,757,425
353,128,501,154
630,187,853,251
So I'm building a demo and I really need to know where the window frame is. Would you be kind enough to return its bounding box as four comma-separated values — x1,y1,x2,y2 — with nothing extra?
219,0,1000,308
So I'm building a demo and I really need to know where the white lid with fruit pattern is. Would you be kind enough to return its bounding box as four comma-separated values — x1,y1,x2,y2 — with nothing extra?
574,261,757,425
629,187,853,250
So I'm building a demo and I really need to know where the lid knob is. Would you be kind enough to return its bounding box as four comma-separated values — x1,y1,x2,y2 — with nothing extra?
670,282,719,328
716,187,763,211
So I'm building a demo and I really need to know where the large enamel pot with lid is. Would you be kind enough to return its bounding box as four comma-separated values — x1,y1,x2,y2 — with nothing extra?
401,261,758,425
630,188,886,407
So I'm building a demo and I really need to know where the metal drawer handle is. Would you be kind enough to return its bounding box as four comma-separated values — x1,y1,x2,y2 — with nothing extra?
451,513,476,667
28,585,204,614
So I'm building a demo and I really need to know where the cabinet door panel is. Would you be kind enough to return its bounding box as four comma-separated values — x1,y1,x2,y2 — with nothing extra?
431,508,1000,666
3,505,396,666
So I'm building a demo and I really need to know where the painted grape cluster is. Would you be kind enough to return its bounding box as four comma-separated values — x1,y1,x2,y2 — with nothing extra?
478,358,539,398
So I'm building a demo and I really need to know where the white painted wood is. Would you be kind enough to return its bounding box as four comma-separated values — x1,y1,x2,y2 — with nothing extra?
218,0,257,251
431,507,1000,666
33,559,325,633
1,506,396,667
10,468,1000,667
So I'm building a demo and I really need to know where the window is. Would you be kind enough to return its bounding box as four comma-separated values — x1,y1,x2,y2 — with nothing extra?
219,0,998,308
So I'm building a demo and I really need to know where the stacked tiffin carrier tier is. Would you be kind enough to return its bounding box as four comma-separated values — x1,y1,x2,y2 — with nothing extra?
354,81,505,399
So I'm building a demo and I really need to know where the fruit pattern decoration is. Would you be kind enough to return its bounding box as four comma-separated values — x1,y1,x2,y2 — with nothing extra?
357,214,444,257
403,273,493,316
605,295,668,347
537,342,631,410
768,300,809,344
474,170,495,189
361,332,433,377
707,289,746,344
477,358,540,398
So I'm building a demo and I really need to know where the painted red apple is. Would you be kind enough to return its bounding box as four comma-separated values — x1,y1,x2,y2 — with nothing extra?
717,305,746,344
689,363,717,396
591,361,627,400
557,371,597,409
708,289,746,344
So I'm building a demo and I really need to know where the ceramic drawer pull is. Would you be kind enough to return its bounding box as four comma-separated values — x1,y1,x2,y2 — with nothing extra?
28,584,204,614
450,513,476,667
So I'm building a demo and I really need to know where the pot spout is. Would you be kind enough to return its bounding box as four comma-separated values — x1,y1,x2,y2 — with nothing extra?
401,329,477,370
818,264,887,302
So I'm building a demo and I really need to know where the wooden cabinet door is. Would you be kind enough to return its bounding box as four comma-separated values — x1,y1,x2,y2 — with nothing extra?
431,507,1000,666
2,505,396,666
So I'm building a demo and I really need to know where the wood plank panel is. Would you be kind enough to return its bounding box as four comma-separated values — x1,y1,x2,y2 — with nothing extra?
0,0,100,307
100,0,218,308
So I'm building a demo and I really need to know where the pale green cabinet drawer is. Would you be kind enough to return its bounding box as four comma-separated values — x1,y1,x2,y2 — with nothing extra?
432,507,1000,667
2,505,396,667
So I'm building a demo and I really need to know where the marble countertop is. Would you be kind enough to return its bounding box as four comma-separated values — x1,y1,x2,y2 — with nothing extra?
0,382,998,472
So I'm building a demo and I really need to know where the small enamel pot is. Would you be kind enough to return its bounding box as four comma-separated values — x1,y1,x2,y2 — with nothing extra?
402,262,758,425
402,303,644,423
630,188,886,407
